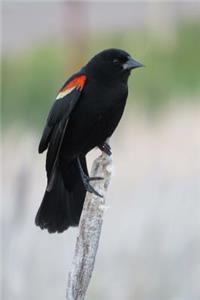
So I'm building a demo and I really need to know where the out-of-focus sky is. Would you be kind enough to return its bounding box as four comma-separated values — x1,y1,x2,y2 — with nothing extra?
2,1,200,54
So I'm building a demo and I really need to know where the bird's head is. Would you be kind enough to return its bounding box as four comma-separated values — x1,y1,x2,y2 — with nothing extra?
85,48,143,83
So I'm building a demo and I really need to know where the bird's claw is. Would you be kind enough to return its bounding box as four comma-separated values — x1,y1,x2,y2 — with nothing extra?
77,157,103,197
88,176,104,181
99,142,112,156
82,174,103,197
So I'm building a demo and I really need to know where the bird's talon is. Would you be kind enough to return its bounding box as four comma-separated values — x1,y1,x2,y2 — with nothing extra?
77,158,103,197
84,180,103,197
99,142,112,156
88,176,104,181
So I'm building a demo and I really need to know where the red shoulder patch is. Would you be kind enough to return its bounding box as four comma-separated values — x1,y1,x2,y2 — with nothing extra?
65,74,86,91
56,74,86,100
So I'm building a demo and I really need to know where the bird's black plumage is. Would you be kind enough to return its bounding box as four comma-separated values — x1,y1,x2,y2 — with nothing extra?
35,48,143,233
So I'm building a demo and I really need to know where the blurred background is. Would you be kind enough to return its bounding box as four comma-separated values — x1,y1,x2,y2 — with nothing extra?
2,1,200,300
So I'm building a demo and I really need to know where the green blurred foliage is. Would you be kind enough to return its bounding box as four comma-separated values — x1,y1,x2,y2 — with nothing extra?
2,22,200,130
2,43,68,129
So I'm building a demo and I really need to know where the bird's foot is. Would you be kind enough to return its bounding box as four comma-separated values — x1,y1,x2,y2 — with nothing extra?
99,142,112,156
77,157,104,197
82,173,104,197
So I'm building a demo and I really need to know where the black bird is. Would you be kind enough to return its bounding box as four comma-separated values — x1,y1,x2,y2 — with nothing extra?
35,48,143,233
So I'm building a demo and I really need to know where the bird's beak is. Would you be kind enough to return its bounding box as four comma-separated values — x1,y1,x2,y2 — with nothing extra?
123,57,144,71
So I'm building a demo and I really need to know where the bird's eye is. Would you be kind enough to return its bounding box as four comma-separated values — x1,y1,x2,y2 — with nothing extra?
113,58,120,64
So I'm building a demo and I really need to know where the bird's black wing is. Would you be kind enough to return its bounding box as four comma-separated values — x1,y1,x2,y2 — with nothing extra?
38,72,87,190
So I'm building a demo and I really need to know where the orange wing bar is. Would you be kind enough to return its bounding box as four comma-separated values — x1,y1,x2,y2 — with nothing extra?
56,75,87,100
66,75,86,91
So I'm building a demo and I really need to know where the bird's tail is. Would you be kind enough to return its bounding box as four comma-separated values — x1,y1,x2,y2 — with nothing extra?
35,157,87,233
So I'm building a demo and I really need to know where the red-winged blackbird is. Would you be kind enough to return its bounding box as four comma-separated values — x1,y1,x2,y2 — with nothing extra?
35,48,143,233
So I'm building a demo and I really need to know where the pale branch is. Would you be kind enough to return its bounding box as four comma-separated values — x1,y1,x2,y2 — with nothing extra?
66,148,113,300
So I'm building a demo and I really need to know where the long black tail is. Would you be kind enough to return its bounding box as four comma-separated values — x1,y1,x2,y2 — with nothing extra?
35,157,87,233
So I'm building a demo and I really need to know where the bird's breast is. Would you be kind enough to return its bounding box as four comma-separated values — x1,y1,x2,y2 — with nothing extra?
62,81,128,156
